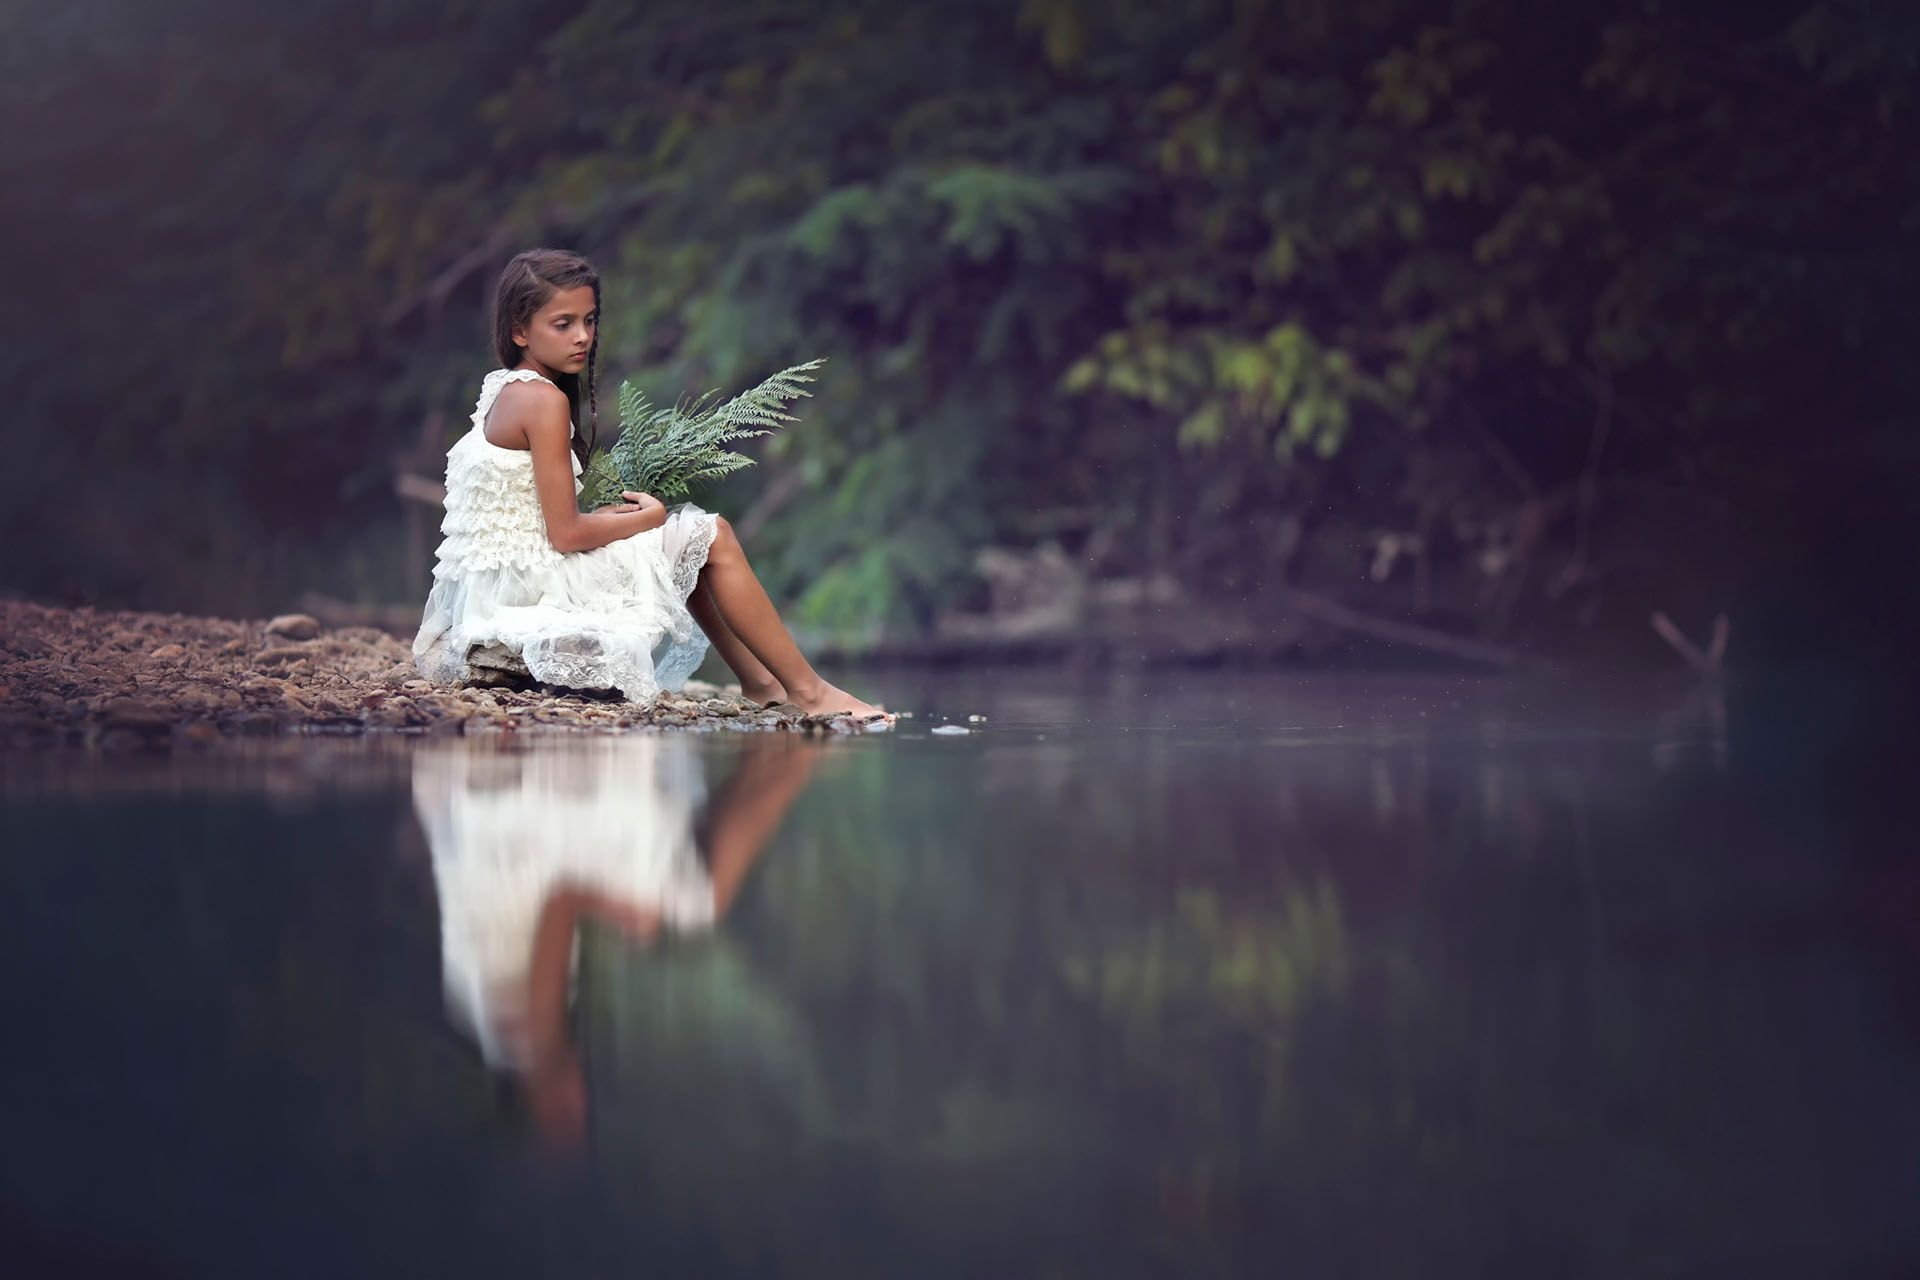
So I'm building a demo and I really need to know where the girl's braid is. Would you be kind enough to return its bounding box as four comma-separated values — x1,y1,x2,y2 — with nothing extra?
585,339,598,462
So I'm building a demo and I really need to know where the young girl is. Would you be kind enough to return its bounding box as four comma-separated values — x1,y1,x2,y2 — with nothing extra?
411,248,890,723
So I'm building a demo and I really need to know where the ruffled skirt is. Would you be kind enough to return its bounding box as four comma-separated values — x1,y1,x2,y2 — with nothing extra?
412,502,721,702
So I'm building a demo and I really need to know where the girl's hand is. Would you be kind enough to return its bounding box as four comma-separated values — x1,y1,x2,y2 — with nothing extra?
621,490,664,513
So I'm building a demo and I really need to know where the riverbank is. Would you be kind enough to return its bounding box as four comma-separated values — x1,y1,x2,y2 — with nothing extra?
0,601,875,750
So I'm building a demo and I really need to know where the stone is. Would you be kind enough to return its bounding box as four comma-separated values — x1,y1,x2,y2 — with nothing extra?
4,600,890,747
467,642,531,677
264,613,321,641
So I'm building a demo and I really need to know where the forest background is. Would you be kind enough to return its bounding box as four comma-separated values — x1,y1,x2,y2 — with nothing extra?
1,0,1912,676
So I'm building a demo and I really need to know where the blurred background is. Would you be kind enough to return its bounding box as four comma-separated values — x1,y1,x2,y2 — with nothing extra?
1,0,1913,674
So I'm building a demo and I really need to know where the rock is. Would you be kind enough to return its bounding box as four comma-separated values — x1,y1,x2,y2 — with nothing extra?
3,600,875,746
467,642,531,678
366,703,415,729
264,613,321,641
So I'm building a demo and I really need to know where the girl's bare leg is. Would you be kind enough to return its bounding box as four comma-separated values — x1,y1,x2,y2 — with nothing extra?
685,577,786,705
696,515,889,719
694,735,825,915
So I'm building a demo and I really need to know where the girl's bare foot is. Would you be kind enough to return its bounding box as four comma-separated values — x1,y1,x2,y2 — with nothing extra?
739,679,788,708
789,681,892,721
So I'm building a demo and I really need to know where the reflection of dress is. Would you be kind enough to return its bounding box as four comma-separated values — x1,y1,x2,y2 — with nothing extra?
411,367,720,701
411,738,716,1068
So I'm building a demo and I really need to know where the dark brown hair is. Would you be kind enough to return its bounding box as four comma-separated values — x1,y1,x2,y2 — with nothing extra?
491,248,601,469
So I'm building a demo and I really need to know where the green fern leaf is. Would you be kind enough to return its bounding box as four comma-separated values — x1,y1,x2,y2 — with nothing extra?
605,358,828,502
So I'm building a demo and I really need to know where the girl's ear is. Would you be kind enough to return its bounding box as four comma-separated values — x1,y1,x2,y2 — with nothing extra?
511,323,528,348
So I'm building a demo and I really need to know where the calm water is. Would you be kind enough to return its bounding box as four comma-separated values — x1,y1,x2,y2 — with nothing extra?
2,669,1914,1277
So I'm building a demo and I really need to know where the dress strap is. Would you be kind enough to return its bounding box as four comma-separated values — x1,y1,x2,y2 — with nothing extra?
471,368,571,438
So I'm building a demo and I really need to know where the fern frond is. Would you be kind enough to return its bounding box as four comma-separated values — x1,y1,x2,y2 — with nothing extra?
579,449,624,508
604,358,828,501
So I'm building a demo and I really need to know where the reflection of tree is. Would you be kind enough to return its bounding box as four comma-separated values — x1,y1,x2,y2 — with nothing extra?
569,740,1912,1276
51,720,1898,1273
1061,882,1358,1134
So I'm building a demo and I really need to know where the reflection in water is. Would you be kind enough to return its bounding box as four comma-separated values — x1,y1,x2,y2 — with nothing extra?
410,734,823,1145
5,671,1914,1275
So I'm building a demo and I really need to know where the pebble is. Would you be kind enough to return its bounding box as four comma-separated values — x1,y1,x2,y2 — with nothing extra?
1,601,895,750
264,613,321,641
255,646,310,665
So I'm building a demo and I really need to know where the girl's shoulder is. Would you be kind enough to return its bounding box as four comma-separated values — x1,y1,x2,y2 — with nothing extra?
482,367,567,412
482,366,558,392
478,368,574,438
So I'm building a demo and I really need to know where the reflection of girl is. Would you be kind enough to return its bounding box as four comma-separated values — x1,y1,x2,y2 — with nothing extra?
410,734,821,1146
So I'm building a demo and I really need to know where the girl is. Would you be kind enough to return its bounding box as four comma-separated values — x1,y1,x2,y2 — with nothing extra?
412,248,891,723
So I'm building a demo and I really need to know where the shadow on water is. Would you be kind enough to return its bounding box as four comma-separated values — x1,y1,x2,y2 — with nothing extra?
1,669,1915,1277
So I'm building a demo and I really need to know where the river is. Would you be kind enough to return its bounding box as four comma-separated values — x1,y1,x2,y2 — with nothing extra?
2,668,1913,1276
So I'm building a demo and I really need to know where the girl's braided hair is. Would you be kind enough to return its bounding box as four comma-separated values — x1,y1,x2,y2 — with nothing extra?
491,248,600,471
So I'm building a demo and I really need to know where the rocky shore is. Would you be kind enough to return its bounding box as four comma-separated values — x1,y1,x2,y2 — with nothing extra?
0,600,888,750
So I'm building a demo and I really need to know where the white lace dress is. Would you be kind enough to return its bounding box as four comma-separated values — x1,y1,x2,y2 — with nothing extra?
411,737,718,1069
412,367,721,701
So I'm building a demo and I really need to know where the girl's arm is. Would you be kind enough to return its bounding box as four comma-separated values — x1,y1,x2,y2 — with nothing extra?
517,384,666,552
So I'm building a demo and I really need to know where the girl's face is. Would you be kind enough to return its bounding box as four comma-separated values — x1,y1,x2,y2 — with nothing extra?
513,284,597,374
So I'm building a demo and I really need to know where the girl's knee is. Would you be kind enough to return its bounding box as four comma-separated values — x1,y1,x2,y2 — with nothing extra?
709,514,740,560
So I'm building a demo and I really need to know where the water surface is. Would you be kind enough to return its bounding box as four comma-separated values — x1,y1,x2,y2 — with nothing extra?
3,669,1913,1277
